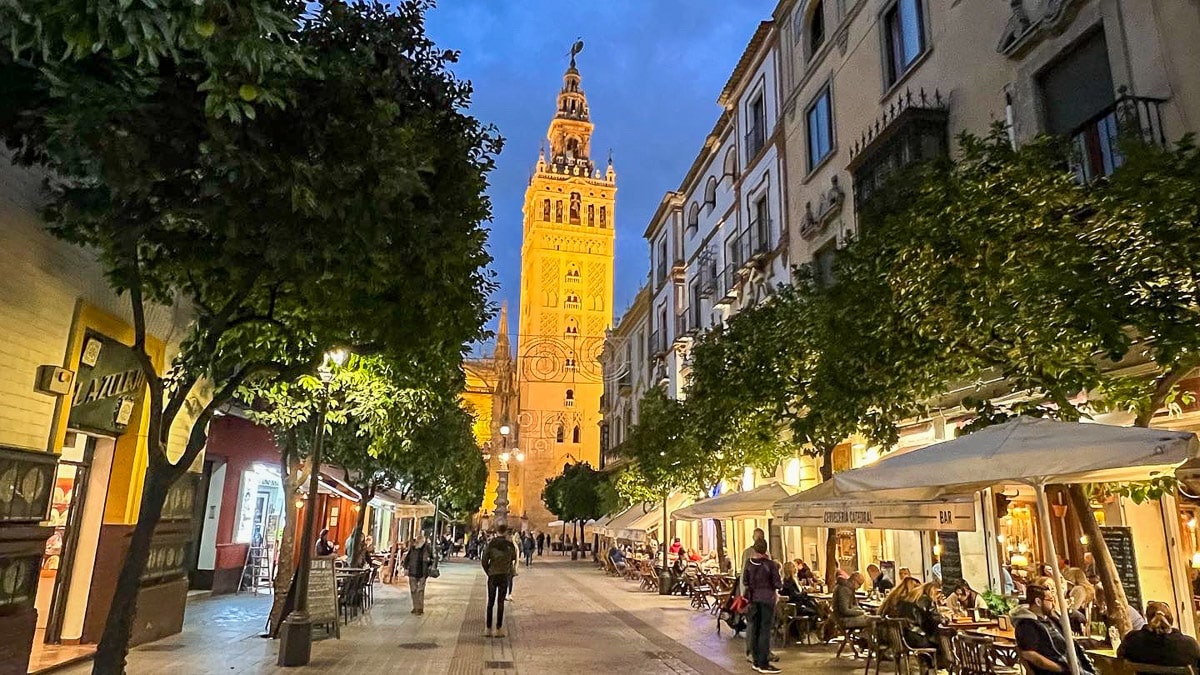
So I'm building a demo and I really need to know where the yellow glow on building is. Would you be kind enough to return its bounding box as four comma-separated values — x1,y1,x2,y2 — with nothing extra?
516,53,616,528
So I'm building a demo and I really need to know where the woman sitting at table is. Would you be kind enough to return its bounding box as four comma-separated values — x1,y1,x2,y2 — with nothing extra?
879,576,922,619
948,580,987,617
686,547,703,562
1119,602,1200,673
794,559,817,586
901,582,950,667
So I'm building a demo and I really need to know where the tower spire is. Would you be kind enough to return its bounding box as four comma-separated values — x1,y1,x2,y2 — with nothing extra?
494,301,510,359
546,40,594,172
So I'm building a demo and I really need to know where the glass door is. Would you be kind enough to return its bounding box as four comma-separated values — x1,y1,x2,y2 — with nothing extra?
42,434,95,643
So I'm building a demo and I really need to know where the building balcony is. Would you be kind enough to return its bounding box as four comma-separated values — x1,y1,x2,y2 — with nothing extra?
1070,91,1167,182
716,262,741,306
745,125,766,160
738,223,771,265
674,312,698,341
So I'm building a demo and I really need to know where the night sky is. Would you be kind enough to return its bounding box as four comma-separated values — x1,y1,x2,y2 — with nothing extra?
425,0,776,342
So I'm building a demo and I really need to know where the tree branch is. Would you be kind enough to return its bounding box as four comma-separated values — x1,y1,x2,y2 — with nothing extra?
1135,359,1200,427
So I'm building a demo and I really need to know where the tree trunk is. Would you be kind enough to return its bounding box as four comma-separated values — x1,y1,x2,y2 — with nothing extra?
713,519,730,574
1066,483,1131,635
819,449,840,588
268,433,304,635
92,467,172,674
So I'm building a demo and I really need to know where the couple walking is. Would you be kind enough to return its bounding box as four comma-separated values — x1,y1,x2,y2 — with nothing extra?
480,524,519,638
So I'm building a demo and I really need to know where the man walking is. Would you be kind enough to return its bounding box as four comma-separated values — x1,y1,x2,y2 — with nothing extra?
482,524,518,638
522,533,535,567
536,531,545,557
401,532,435,615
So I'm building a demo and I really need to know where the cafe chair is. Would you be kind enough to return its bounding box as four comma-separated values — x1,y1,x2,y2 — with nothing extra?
952,632,1020,675
1120,662,1197,675
830,612,870,659
773,602,796,647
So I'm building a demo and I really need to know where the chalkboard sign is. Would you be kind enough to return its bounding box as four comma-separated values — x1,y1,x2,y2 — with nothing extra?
308,556,339,629
938,532,964,590
1100,526,1143,610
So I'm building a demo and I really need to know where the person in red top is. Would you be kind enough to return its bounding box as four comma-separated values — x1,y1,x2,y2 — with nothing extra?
744,540,782,673
668,538,683,556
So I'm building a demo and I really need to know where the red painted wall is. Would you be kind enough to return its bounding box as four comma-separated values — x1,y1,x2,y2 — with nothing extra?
205,415,282,549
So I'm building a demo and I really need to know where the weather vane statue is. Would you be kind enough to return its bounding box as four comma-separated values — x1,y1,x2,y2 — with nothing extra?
569,38,584,68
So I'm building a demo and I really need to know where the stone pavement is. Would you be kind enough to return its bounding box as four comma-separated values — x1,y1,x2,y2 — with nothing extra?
57,555,864,674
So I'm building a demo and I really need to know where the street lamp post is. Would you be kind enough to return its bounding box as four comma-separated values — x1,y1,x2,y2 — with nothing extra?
278,348,347,667
493,425,512,527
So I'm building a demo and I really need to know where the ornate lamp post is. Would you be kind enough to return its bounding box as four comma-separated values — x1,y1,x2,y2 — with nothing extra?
493,425,512,527
278,348,348,667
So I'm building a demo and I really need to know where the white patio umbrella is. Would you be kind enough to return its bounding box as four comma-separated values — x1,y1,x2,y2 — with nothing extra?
778,417,1198,675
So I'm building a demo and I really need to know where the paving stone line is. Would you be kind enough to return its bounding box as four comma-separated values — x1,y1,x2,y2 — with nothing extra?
561,570,734,675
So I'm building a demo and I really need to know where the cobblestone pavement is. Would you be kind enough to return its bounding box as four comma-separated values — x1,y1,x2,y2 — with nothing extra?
57,556,864,674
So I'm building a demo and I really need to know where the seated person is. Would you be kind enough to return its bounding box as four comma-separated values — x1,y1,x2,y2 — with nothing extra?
948,580,987,617
833,571,871,628
608,545,627,570
1014,583,1095,675
1119,602,1200,674
1062,567,1094,634
686,547,703,562
907,582,950,666
668,538,683,556
794,559,817,586
868,563,894,595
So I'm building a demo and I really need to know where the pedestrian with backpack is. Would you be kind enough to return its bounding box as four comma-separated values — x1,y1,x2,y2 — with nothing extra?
481,524,519,637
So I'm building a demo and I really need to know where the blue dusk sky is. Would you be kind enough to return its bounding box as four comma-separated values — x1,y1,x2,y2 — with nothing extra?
425,0,776,341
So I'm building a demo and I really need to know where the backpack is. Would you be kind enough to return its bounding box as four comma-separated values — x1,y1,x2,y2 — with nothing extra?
483,538,517,576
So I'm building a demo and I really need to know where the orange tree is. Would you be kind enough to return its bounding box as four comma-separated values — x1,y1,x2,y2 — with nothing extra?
1,1,497,669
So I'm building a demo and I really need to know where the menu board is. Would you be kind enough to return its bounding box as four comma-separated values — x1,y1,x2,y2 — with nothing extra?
938,532,963,590
308,557,339,627
1100,526,1143,610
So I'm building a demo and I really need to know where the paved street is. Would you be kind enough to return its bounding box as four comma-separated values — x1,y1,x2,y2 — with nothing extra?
58,556,861,674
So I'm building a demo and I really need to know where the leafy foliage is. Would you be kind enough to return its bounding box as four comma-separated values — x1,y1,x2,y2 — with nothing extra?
542,461,613,524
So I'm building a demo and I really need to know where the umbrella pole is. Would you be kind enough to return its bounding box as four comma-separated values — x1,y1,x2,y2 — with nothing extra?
1033,482,1081,675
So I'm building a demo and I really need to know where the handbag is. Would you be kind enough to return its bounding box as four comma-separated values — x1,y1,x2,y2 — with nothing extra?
730,595,749,614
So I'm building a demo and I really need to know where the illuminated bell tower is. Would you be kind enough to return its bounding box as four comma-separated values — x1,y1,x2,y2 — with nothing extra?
516,45,616,529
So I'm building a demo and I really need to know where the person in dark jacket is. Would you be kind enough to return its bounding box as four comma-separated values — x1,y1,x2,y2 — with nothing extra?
868,563,894,595
401,533,435,615
481,525,519,637
536,531,545,556
834,572,870,628
316,528,336,557
1120,602,1200,674
1013,583,1095,675
744,540,782,673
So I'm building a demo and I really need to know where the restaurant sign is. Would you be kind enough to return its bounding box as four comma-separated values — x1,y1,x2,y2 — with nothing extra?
68,331,148,435
783,500,977,532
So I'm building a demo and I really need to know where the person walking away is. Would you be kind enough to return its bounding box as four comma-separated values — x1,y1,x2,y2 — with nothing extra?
536,531,545,556
522,533,535,567
740,528,778,665
402,533,435,615
482,524,519,637
1119,601,1200,673
1013,583,1095,675
744,540,782,674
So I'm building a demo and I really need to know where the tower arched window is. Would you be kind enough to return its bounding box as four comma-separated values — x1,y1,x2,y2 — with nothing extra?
556,425,565,443
723,147,738,179
542,199,551,221
565,264,581,283
565,389,575,407
565,317,579,335
569,192,581,224
572,426,581,444
564,293,581,309
587,204,595,227
599,206,607,228
555,200,563,223
704,176,718,210
687,202,700,234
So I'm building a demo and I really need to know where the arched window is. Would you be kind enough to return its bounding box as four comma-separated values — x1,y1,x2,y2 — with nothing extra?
556,425,565,443
687,202,700,233
565,389,575,407
587,203,595,226
542,199,551,221
555,200,563,223
569,192,581,224
599,206,607,228
564,293,581,309
723,147,738,179
565,264,581,283
572,426,581,444
704,176,718,209
565,317,578,335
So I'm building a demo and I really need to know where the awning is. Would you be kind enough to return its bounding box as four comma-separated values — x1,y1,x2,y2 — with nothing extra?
799,417,1198,501
673,482,798,521
778,478,978,531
